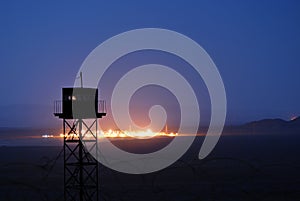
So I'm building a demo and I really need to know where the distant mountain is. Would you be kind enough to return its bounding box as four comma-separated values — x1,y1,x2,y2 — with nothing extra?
238,117,300,135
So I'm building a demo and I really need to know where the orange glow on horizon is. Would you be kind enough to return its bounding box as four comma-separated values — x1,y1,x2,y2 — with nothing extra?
101,129,178,138
58,129,178,139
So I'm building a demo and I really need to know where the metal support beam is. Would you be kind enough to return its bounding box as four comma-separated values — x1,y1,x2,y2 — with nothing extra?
63,118,99,201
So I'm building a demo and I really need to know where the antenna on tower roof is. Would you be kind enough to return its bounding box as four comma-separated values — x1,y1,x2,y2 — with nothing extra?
76,72,84,88
80,72,83,88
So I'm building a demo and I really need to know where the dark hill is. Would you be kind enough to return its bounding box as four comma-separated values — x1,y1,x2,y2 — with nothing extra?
240,117,300,135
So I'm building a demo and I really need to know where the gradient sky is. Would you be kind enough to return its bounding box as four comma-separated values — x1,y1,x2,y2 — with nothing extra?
0,0,300,128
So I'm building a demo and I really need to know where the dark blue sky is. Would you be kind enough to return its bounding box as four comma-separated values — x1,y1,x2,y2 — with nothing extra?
0,0,299,127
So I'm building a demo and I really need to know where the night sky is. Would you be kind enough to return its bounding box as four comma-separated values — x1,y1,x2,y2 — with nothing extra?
0,0,300,128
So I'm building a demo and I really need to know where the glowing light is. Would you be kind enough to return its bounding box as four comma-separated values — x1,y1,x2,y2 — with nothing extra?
58,129,178,139
59,133,79,140
291,116,298,121
100,129,178,139
42,134,54,138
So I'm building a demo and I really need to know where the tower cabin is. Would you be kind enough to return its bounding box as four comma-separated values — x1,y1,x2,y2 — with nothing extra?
54,87,106,119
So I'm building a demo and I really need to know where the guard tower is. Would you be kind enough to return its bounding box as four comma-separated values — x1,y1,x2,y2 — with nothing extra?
54,86,106,201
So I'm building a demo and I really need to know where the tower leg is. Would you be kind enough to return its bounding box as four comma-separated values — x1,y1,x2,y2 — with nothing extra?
63,119,99,201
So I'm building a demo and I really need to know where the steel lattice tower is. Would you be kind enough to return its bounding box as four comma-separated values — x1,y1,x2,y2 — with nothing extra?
54,87,106,201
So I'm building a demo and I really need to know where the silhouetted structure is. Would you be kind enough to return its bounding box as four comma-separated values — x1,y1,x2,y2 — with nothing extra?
54,87,106,201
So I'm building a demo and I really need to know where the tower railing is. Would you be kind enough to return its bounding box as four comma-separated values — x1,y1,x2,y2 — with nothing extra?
98,100,106,114
53,100,106,115
54,100,62,115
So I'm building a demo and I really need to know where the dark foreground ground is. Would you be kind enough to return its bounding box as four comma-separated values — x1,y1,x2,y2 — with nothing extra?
0,135,300,201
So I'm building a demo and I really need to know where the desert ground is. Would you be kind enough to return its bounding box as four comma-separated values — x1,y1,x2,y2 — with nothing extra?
0,134,300,201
